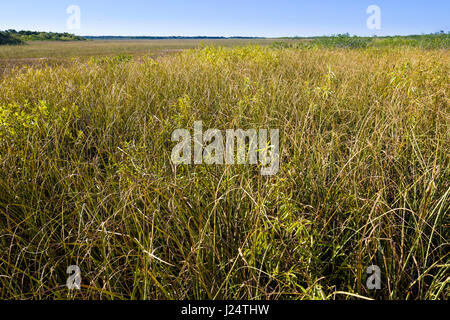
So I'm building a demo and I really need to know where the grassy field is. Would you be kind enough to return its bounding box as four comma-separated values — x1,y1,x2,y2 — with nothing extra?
0,39,281,59
0,39,281,76
0,40,448,299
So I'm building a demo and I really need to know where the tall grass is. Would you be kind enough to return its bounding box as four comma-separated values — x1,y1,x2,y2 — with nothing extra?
0,45,448,299
272,33,450,49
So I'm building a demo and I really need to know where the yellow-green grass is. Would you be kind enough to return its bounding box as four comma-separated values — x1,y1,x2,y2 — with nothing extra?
0,39,282,59
0,45,448,299
0,39,284,77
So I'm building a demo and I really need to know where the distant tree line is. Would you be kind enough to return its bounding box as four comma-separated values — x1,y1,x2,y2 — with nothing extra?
0,30,86,44
0,31,24,45
84,36,265,40
273,32,450,49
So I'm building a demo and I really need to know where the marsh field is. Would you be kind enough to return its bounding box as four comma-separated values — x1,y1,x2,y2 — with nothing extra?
0,38,448,300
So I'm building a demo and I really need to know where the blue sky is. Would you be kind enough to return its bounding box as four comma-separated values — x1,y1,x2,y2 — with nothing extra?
1,0,448,37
